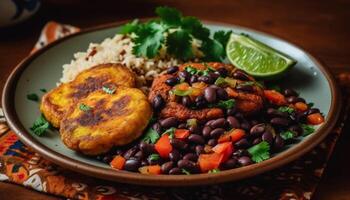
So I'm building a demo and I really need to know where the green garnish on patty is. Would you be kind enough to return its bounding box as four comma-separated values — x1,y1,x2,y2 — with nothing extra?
79,104,92,112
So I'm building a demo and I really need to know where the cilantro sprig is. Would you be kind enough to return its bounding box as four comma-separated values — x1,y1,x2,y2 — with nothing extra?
120,6,232,61
30,115,50,136
301,124,315,136
27,93,39,102
278,106,295,114
142,127,160,144
247,141,270,163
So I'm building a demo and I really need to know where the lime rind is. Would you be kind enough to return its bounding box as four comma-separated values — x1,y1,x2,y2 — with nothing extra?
226,33,297,77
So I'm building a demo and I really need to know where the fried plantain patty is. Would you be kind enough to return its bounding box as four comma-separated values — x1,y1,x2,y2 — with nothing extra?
40,63,136,127
60,88,152,155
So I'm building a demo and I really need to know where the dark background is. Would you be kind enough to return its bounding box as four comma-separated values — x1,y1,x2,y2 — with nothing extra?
0,0,349,199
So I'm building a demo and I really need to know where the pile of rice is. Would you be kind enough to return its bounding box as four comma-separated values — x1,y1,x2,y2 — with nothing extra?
60,34,201,93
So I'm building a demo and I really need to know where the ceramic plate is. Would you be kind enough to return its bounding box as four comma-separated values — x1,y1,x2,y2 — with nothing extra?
2,20,341,186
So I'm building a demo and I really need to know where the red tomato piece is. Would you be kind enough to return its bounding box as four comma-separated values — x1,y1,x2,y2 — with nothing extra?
174,129,190,139
198,153,224,172
218,129,245,143
155,134,173,158
110,155,126,170
212,142,234,162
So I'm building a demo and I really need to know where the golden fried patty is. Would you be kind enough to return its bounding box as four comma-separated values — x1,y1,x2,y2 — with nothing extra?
60,88,152,155
40,63,136,127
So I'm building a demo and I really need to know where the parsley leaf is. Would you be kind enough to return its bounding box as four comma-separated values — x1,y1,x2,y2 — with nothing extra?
30,115,50,136
185,66,198,75
217,99,235,109
182,168,191,175
307,102,314,107
201,38,225,61
40,88,47,93
148,153,160,161
248,141,270,163
280,130,295,140
278,106,295,114
102,86,116,94
120,19,139,34
214,30,232,51
79,104,92,112
181,16,210,40
163,127,176,139
156,6,182,26
132,22,165,58
142,128,160,144
301,124,315,136
27,93,39,102
166,29,193,60
208,169,221,173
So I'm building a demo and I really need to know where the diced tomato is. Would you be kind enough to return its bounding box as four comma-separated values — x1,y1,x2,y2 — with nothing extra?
175,129,190,139
175,82,190,91
295,102,308,111
198,153,224,172
155,134,173,158
110,155,126,170
307,113,325,125
139,165,162,175
212,142,234,162
264,90,287,106
225,87,238,98
218,129,245,143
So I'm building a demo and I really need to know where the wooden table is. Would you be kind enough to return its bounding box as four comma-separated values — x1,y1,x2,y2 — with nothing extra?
0,0,349,199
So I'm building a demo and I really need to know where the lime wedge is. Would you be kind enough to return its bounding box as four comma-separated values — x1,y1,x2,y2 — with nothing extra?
226,33,296,78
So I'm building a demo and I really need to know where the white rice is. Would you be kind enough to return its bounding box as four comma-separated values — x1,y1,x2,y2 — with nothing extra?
60,34,201,92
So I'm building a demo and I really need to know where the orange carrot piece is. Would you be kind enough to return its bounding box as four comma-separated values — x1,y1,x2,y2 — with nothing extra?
110,155,126,170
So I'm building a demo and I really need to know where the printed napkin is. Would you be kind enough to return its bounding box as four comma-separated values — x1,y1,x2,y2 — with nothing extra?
0,21,349,200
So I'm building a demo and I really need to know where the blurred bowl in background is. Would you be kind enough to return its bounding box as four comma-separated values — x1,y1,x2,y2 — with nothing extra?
0,0,40,27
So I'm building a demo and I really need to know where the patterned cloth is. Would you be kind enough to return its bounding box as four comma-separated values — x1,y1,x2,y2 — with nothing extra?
0,21,349,200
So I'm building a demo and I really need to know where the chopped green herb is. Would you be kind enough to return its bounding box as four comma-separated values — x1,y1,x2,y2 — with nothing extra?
27,93,39,102
102,86,116,94
163,127,176,139
301,124,315,136
185,66,198,75
216,99,235,109
172,89,192,96
214,77,237,87
30,115,50,136
280,130,295,140
40,88,47,93
307,102,314,107
182,168,191,175
248,141,270,163
278,106,295,114
148,154,160,161
142,127,160,144
239,81,255,87
208,169,220,173
120,19,139,34
79,104,92,112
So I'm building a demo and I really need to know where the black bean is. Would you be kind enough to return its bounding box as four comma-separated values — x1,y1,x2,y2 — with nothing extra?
236,84,254,93
179,71,191,81
252,138,262,145
205,120,215,127
152,123,162,134
210,128,225,138
195,145,204,155
209,72,220,80
169,150,181,162
273,135,285,150
216,88,228,100
235,138,250,148
217,68,228,77
195,95,207,108
238,156,253,166
283,89,298,97
308,108,320,115
251,120,259,126
188,126,198,134
204,87,217,103
198,76,214,84
207,139,217,146
165,77,178,86
177,159,196,170
139,142,155,154
178,123,187,129
167,66,179,74
209,84,220,90
262,131,274,144
270,117,290,127
202,126,212,138
233,70,249,81
288,125,303,136
183,153,198,162
267,108,289,118
190,75,198,84
161,161,174,174
134,151,144,159
188,134,205,144
234,112,244,119
170,138,187,150
233,149,249,157
240,121,251,131
182,96,192,107
152,94,165,111
160,117,178,128
250,123,266,137
226,108,236,116
124,159,141,172
227,116,240,129
169,167,182,175
123,148,138,159
221,158,237,169
210,118,226,128
286,96,305,103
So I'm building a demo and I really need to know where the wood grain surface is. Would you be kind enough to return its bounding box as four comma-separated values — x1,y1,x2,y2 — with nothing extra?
0,0,349,199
